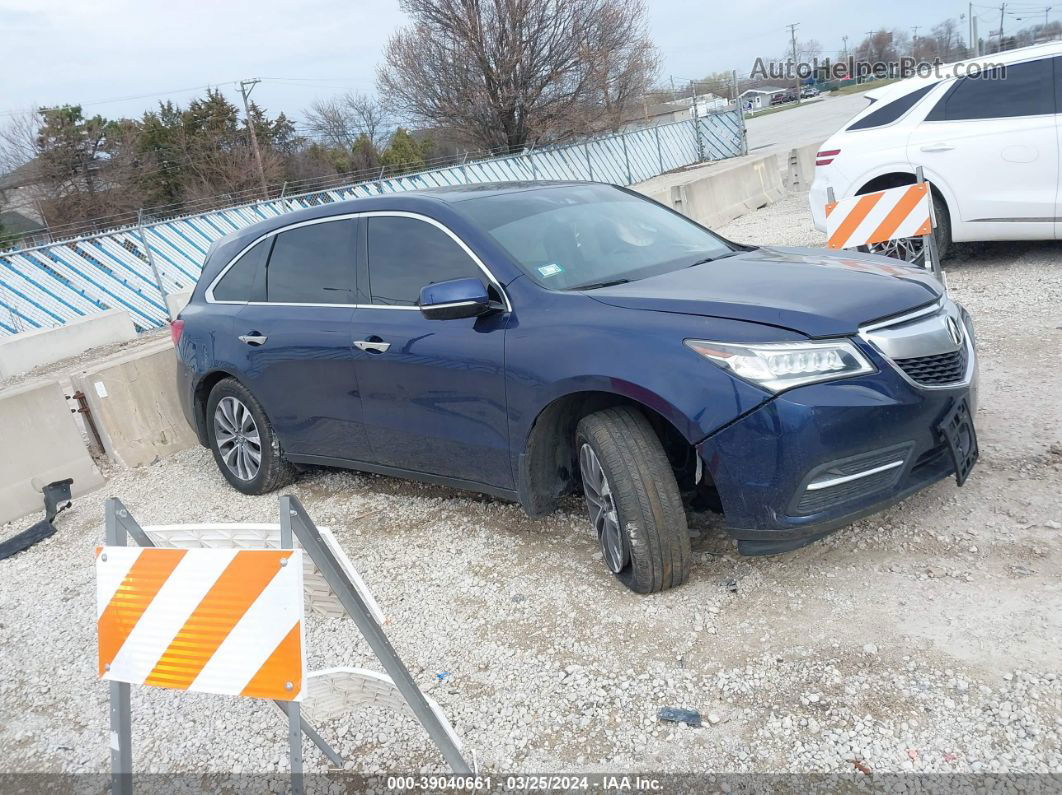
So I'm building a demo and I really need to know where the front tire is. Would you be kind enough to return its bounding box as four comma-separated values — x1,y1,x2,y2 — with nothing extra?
576,407,691,593
206,379,295,495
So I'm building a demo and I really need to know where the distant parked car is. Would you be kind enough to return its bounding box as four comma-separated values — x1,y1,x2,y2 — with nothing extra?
174,182,977,593
801,85,819,98
811,41,1062,262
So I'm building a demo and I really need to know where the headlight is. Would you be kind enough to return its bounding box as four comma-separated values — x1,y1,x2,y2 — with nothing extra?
684,338,875,392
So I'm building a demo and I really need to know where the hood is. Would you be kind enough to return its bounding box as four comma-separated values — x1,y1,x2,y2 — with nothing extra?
586,246,944,337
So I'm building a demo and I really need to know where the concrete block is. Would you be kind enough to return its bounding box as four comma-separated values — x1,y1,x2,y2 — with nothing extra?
635,153,786,229
0,309,137,379
785,142,823,192
0,379,105,525
165,290,193,319
71,340,197,468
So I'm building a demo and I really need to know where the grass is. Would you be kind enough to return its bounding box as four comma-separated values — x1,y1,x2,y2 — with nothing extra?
829,77,901,96
746,97,824,118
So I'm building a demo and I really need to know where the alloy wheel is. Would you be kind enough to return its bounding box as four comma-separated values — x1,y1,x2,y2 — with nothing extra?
213,396,262,481
867,235,925,264
579,443,629,574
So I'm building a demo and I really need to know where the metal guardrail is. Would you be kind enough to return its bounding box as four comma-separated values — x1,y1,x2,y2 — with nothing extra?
0,112,745,336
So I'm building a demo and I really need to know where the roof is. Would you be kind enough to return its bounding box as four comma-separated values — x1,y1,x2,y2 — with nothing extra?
0,160,42,191
740,86,787,96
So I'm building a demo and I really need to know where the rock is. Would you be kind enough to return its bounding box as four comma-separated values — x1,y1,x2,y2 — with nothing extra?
863,643,878,655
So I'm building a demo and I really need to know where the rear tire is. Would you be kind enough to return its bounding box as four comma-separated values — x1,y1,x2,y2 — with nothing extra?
206,379,295,495
575,407,691,593
860,192,951,265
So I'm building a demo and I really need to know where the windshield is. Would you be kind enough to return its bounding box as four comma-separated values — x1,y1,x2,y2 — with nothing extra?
455,184,734,290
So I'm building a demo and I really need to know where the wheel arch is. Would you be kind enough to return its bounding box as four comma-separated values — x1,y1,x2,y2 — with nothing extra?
855,171,952,225
516,388,699,517
192,369,244,446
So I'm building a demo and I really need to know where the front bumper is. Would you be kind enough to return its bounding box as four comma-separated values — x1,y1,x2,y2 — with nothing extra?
697,342,977,554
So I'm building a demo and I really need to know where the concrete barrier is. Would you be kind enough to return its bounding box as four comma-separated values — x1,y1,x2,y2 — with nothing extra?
0,309,137,379
165,290,193,319
71,340,198,468
0,379,105,525
785,141,823,192
634,153,787,229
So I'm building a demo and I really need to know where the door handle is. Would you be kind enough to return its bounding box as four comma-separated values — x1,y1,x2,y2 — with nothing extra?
354,340,391,353
920,143,954,152
238,334,268,346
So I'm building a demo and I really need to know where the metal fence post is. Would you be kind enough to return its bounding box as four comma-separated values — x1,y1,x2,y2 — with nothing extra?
136,210,169,308
105,499,133,795
622,133,631,184
585,142,593,180
655,126,664,173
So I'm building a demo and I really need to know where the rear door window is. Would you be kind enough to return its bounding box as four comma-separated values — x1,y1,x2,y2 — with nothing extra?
213,237,269,302
927,58,1053,120
265,219,356,304
366,216,483,306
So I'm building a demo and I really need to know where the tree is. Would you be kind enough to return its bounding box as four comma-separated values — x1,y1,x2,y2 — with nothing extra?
377,0,658,153
304,91,392,151
379,128,430,174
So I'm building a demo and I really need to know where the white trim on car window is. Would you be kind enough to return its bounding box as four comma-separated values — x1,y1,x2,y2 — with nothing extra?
204,210,511,312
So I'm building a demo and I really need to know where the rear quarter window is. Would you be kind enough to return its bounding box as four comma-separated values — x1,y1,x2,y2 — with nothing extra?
212,237,269,302
847,83,938,130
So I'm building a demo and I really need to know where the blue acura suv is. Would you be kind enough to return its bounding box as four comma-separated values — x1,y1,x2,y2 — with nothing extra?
174,182,978,593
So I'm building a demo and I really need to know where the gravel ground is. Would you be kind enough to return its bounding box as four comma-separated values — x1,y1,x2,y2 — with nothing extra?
1,190,1060,778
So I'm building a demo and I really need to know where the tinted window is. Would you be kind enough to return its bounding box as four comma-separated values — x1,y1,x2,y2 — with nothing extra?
929,59,1053,120
847,83,937,130
367,217,482,306
266,220,356,304
213,238,269,301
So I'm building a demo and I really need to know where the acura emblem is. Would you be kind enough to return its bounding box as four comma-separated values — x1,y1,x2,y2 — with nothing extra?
946,316,964,347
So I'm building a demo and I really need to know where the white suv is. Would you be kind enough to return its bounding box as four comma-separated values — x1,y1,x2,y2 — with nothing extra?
810,42,1062,260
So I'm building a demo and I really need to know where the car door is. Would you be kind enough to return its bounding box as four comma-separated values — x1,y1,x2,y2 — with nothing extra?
231,217,372,460
350,212,512,489
907,57,1058,240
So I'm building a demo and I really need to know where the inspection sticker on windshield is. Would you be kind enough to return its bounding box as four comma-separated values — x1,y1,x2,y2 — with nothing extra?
537,263,564,278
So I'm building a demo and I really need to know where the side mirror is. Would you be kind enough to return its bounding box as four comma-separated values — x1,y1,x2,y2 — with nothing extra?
418,277,492,320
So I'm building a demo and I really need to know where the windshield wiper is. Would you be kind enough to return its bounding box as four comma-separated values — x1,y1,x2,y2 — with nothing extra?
569,278,630,290
687,250,746,267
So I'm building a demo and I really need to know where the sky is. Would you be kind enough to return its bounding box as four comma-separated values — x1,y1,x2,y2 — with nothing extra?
0,0,1048,126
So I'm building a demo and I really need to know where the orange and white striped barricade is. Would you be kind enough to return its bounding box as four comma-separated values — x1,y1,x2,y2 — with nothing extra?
99,495,470,795
825,167,943,282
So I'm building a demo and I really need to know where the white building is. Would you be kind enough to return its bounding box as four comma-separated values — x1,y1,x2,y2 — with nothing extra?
738,86,788,112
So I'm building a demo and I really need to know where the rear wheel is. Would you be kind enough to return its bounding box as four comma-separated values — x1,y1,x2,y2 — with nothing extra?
575,407,691,593
861,192,951,265
206,379,295,495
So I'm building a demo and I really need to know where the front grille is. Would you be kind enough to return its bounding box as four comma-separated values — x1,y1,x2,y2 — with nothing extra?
894,346,967,386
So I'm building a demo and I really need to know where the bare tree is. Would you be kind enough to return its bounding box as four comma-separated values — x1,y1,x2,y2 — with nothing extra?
303,91,392,151
377,0,658,153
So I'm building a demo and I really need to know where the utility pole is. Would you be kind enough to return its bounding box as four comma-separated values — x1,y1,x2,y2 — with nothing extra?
911,25,920,57
788,23,801,105
998,2,1007,51
238,78,269,199
842,35,849,59
969,3,975,55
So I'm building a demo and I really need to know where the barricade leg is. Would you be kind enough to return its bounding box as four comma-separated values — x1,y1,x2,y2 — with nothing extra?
105,499,134,795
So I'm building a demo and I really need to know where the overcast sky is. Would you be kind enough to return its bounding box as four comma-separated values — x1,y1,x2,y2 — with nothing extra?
0,0,1039,125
